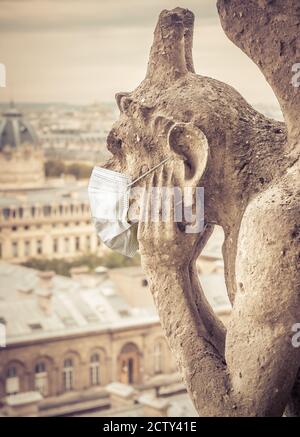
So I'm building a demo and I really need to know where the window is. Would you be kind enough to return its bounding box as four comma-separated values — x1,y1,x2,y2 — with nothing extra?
37,240,43,255
154,342,164,374
31,206,36,217
18,207,24,219
12,226,17,232
75,237,80,251
64,237,69,252
86,235,91,251
3,208,10,219
90,353,100,386
12,241,18,258
7,367,16,378
142,279,148,287
35,361,48,396
6,366,19,395
43,205,51,216
24,240,30,257
63,359,73,392
53,238,58,253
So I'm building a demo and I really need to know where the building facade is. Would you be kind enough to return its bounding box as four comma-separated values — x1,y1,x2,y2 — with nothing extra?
0,185,100,262
0,262,176,416
0,104,102,263
0,322,172,401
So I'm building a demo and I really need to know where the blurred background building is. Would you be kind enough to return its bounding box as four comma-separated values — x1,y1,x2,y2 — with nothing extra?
0,104,102,263
0,257,231,417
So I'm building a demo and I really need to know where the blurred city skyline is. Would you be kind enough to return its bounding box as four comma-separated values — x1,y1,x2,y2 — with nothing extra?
0,0,280,108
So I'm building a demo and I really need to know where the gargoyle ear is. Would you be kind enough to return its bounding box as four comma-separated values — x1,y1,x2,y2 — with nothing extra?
115,92,133,113
168,123,209,184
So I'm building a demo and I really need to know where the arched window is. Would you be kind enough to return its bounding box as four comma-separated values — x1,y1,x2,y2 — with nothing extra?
63,358,73,391
35,361,48,396
7,366,16,378
153,342,164,374
118,343,140,385
6,366,19,395
35,362,46,373
90,353,100,386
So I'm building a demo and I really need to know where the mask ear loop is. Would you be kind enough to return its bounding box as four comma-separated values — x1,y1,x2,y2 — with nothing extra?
127,156,172,189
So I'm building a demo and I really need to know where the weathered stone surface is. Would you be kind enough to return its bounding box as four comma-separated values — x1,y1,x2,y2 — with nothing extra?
104,4,300,416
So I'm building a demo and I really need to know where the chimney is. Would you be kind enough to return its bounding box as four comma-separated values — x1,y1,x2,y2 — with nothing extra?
70,265,97,287
36,271,55,315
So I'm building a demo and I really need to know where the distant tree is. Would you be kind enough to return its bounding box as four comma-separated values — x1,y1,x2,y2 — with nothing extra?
44,160,65,178
66,163,93,179
22,252,141,277
44,160,93,179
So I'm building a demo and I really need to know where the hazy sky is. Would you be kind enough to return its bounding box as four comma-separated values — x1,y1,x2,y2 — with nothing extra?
0,0,279,106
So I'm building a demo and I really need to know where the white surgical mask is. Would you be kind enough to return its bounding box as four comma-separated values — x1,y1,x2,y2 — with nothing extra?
88,157,170,257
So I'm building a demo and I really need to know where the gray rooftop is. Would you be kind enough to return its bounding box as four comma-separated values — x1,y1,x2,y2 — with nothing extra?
0,259,231,347
0,262,158,345
0,183,90,208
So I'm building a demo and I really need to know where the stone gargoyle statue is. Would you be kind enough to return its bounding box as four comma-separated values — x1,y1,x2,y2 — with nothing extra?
103,2,300,416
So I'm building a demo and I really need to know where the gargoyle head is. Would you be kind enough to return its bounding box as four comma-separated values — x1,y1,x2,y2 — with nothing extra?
105,8,210,182
104,7,278,225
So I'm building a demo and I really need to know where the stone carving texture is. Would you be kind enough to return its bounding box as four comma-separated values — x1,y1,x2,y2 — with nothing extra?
105,4,300,416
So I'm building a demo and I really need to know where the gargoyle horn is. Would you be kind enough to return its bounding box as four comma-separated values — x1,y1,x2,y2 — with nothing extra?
146,8,195,82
